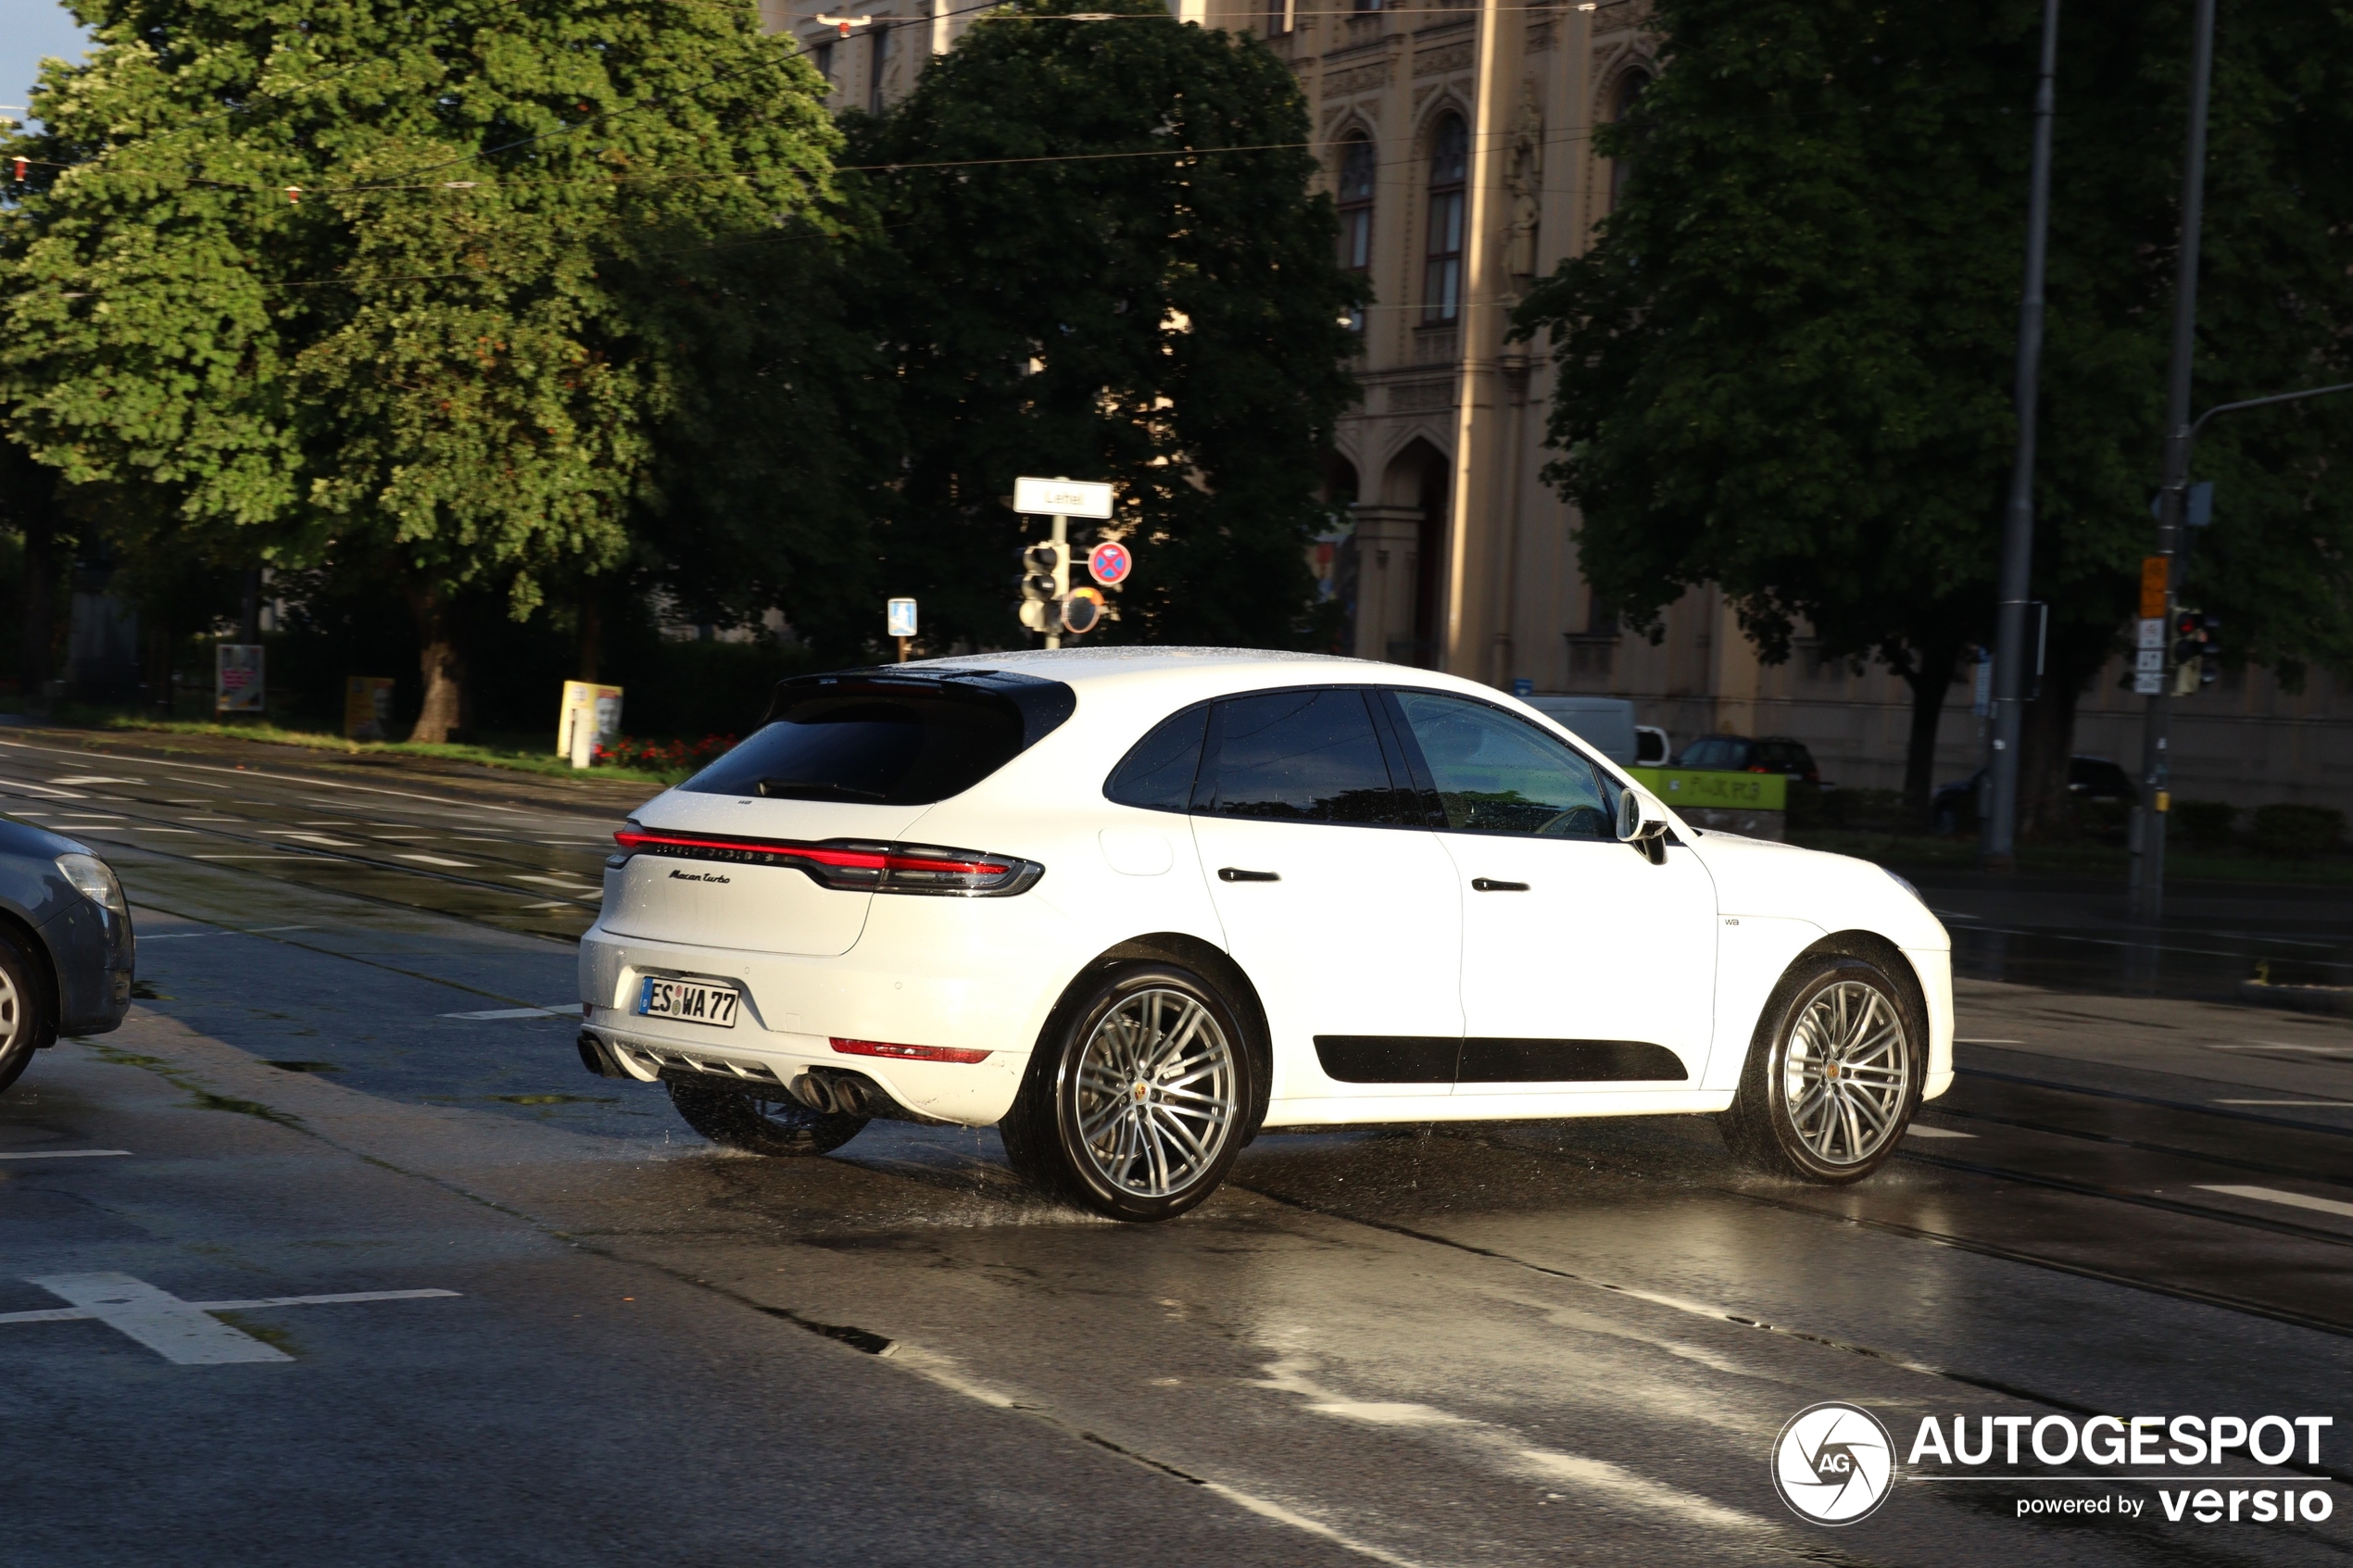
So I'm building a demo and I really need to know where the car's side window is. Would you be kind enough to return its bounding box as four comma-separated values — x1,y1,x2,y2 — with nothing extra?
1392,690,1615,840
1199,689,1404,825
1682,737,1726,770
1104,703,1211,813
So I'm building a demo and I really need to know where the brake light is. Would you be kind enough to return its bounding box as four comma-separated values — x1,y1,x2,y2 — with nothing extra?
1747,766,1770,773
611,824,1043,897
832,1037,991,1064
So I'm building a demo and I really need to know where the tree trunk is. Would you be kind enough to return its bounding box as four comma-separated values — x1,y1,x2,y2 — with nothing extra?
2016,635,2102,840
19,507,57,705
408,586,469,745
577,588,603,683
1897,637,1964,822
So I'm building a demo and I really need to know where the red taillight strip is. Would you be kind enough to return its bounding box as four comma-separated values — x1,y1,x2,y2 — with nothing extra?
612,829,1008,878
832,1037,991,1064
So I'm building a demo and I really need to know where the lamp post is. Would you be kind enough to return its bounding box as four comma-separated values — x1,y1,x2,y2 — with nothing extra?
1982,0,2063,871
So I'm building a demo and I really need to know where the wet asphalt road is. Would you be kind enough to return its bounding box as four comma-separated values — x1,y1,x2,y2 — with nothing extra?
2,727,2350,1566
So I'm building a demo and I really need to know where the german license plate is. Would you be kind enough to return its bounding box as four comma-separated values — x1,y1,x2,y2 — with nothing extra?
636,976,739,1028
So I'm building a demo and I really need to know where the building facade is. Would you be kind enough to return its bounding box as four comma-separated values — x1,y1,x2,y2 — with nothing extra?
770,0,2352,814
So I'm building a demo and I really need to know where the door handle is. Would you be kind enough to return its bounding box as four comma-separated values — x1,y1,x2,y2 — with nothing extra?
1217,867,1280,883
1470,878,1529,892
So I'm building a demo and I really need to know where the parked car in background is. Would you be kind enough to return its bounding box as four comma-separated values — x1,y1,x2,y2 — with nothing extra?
1670,734,1823,785
0,821,135,1094
1931,756,2137,834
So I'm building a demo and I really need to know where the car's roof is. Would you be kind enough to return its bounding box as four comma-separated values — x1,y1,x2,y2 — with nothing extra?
909,646,1516,709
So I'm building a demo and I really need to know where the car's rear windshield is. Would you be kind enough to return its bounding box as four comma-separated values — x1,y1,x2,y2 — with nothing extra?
679,671,1076,806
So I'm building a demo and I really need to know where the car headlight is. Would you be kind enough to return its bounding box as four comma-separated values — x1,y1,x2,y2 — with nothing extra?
1881,867,1926,907
57,853,127,919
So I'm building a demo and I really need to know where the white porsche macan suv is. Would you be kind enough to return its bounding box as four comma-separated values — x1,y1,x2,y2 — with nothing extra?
577,648,1952,1222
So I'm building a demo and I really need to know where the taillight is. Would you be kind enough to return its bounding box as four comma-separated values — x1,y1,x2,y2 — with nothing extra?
832,1037,991,1064
611,822,1043,897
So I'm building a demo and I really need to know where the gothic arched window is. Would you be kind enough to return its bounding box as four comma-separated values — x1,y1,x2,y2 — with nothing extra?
1422,114,1467,322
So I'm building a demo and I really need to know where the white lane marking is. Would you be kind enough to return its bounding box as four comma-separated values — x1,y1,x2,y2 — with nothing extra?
441,1006,573,1020
512,873,593,888
181,816,243,822
2,783,89,798
2208,1042,2353,1054
134,924,314,941
117,827,195,834
192,854,321,860
1305,1401,1464,1425
276,833,360,847
54,815,126,822
0,1148,132,1160
2216,1099,2353,1108
1954,1037,2022,1044
49,775,143,785
21,1273,289,1363
884,1343,1434,1568
5,1276,460,1361
1906,1125,1976,1139
1514,1448,1763,1533
2195,1185,2353,1220
395,854,475,867
0,737,522,810
297,821,359,826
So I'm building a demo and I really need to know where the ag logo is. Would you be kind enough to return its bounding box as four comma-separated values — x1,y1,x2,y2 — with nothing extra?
1771,1402,1894,1524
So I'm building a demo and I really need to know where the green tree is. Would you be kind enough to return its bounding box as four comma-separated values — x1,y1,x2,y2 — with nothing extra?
851,0,1364,652
1,0,848,739
1516,0,2353,829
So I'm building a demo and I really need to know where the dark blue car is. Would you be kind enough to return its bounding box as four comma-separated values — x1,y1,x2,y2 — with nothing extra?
0,819,135,1093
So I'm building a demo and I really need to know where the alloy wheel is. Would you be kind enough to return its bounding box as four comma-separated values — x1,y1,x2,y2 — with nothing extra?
1072,987,1238,1199
1780,980,1912,1167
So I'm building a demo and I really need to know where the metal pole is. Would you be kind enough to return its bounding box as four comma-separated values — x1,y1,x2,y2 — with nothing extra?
1045,512,1066,651
2130,0,2219,922
1982,0,2062,871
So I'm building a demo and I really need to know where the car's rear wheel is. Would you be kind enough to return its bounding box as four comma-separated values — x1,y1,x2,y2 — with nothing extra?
667,1077,868,1156
0,928,57,1097
1000,963,1252,1223
1720,954,1919,1183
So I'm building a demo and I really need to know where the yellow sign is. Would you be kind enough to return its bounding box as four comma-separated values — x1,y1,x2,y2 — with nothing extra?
2139,556,2171,620
343,677,396,741
1627,768,1788,812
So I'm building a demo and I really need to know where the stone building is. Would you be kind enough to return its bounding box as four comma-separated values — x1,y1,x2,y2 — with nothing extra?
767,0,2352,814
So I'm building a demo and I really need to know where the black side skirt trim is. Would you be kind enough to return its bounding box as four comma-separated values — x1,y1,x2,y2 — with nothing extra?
1457,1038,1687,1084
1314,1036,1688,1085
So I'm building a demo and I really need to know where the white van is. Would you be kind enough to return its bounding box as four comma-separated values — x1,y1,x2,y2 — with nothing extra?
1521,696,1667,767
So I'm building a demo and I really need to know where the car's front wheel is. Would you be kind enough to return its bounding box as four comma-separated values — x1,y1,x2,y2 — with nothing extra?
1720,954,1920,1183
667,1078,868,1157
0,927,57,1096
1000,963,1253,1223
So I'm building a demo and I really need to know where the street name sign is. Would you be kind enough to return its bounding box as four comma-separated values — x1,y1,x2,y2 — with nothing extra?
1015,477,1114,519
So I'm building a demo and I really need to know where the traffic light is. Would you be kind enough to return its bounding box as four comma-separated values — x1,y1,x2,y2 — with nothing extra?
2169,610,2220,695
1017,539,1067,633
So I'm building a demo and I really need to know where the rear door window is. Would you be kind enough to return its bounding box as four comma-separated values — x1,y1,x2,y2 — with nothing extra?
1200,689,1405,825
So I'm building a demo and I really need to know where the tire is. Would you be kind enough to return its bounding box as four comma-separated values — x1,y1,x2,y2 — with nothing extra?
667,1077,868,1157
0,927,57,1097
999,962,1254,1223
1720,954,1921,1183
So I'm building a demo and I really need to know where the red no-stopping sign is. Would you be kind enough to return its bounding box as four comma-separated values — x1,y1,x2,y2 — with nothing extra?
1088,541,1132,587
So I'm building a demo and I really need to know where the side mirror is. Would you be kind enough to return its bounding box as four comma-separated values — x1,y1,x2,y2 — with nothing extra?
1616,789,1668,859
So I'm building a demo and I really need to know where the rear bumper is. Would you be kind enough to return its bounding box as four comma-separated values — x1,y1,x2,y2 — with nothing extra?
576,916,1053,1126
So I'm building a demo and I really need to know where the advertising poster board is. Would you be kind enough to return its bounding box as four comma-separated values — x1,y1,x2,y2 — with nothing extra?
215,644,265,716
343,677,396,741
558,682,624,768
